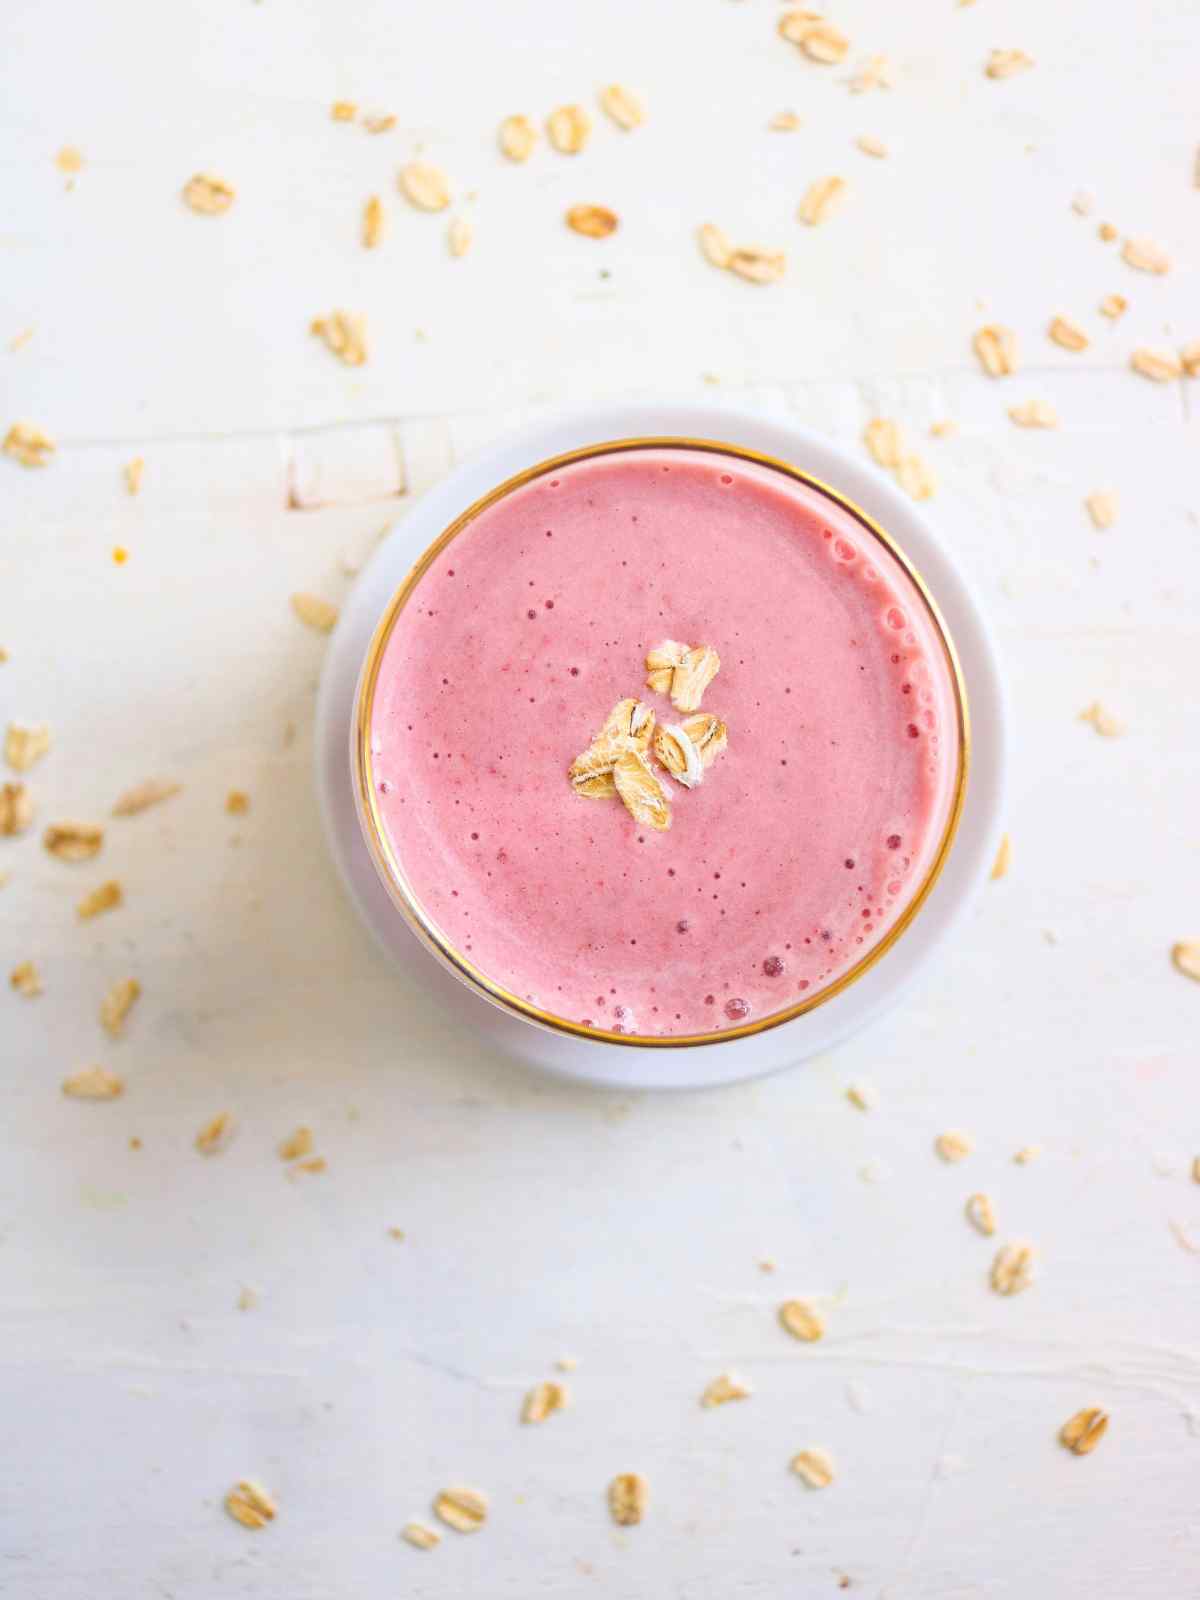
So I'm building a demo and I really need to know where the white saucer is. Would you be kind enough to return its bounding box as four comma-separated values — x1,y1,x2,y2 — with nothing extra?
315,402,1006,1091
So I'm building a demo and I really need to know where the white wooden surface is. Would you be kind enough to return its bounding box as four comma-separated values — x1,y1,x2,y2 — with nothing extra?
3,2,1200,1595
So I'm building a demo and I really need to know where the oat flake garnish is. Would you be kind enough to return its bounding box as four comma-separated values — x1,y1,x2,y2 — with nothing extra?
278,1126,314,1161
646,641,720,711
986,49,1035,79
728,246,786,284
566,204,618,239
522,1380,567,1424
43,822,103,862
363,112,397,135
608,1473,648,1526
399,161,450,212
896,454,937,501
100,977,141,1038
990,1241,1035,1295
287,1156,327,1177
864,418,904,468
1060,1407,1109,1456
965,1192,997,1237
196,1111,234,1155
291,593,339,633
599,84,644,130
653,722,710,789
5,723,50,773
402,1522,441,1550
855,134,888,158
799,176,847,226
0,783,34,835
310,310,367,366
1008,398,1058,428
546,104,591,155
1098,221,1118,242
570,697,655,797
1171,941,1200,982
331,101,357,122
498,114,538,162
124,456,144,495
796,21,851,65
10,960,42,998
973,325,1017,376
225,1480,277,1529
362,195,384,249
62,1066,124,1101
791,1448,835,1489
701,1373,752,1407
112,779,180,817
1049,316,1089,352
778,1299,824,1342
935,1129,974,1163
613,749,671,831
990,833,1012,880
3,423,55,468
769,111,802,132
182,175,235,215
1084,490,1118,530
433,1487,488,1533
448,217,473,258
1121,237,1170,275
1079,701,1123,738
1130,348,1181,382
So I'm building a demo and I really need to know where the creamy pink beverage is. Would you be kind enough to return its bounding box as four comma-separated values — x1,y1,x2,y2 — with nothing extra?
367,446,963,1038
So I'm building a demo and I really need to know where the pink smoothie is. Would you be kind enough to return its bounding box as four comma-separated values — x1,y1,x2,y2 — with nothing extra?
367,446,962,1038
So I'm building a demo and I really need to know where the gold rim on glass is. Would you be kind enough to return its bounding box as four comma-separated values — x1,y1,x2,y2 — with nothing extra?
354,436,971,1049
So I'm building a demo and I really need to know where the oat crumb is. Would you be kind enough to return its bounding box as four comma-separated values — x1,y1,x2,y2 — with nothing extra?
225,1480,276,1529
791,1448,835,1489
701,1372,752,1407
608,1473,647,1526
1085,490,1118,530
402,1521,441,1550
196,1111,234,1155
3,423,56,468
990,833,1012,880
10,960,43,997
935,1129,974,1163
433,1487,488,1533
522,1380,567,1424
1060,1407,1108,1456
1079,701,1123,738
226,790,250,815
62,1065,124,1100
278,1126,313,1161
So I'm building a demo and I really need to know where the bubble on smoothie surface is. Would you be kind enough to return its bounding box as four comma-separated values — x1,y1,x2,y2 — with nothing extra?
724,997,751,1021
762,956,785,977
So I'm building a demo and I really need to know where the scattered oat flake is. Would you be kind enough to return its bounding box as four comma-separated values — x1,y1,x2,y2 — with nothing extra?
608,1473,648,1526
278,1126,313,1161
182,175,235,215
522,1380,567,1424
566,204,618,240
965,1193,997,1237
850,55,892,93
62,1066,123,1101
1,783,33,835
5,723,50,773
77,880,122,919
1175,1219,1200,1252
802,23,851,64
310,310,367,366
402,1522,441,1550
990,1241,1035,1295
362,195,384,249
399,161,450,212
288,1156,327,1177
113,779,180,816
1181,341,1200,378
846,1083,875,1111
864,418,904,469
100,977,140,1038
665,644,720,712
855,134,888,158
547,105,591,155
990,833,1012,880
498,114,538,162
44,822,103,862
433,1487,487,1534
779,1299,824,1342
4,423,56,467
224,790,250,816
1071,191,1094,217
935,1129,974,1163
196,1111,234,1155
56,146,83,173
791,1448,835,1489
1171,941,1200,982
1121,237,1170,275
973,325,1018,377
986,49,1034,79
1060,1408,1109,1456
1008,398,1058,428
799,175,847,225
1079,701,1123,738
1049,316,1089,352
1013,1145,1041,1165
1130,348,1181,382
124,456,144,496
896,454,937,501
697,223,734,270
701,1373,752,1408
10,960,42,998
291,593,339,633
331,101,357,122
225,1480,276,1529
363,113,396,135
769,111,802,132
448,216,473,258
733,245,787,284
1098,221,1118,242
613,749,671,831
599,84,644,130
556,1355,578,1371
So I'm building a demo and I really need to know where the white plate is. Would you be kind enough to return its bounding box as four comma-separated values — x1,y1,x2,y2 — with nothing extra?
315,402,1006,1090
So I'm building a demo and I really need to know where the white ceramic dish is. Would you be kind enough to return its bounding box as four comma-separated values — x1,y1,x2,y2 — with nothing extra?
315,403,1006,1090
